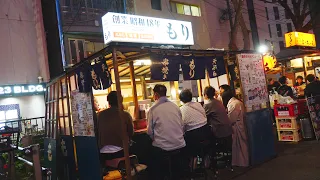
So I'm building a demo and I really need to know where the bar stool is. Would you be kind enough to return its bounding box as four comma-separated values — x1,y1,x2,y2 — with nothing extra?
189,139,211,180
213,136,233,178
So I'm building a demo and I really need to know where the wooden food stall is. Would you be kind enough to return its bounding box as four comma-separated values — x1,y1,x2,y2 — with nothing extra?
43,12,276,180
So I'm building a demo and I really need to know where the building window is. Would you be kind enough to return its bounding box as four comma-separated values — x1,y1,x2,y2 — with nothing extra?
273,6,279,20
276,24,282,37
279,41,285,50
69,39,86,64
151,0,162,10
287,23,292,32
170,1,201,17
265,7,269,20
0,104,20,122
285,10,290,19
268,24,272,38
65,0,70,6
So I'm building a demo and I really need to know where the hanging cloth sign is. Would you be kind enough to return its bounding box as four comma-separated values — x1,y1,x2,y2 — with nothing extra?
94,59,112,90
204,56,226,78
90,64,102,90
76,62,92,93
150,54,181,81
181,56,206,80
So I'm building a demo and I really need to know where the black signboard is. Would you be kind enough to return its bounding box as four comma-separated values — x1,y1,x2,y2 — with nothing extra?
306,95,320,140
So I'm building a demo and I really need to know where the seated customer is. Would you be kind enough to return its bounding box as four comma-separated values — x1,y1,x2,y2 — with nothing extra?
203,86,232,139
97,91,134,163
147,84,185,179
179,89,210,156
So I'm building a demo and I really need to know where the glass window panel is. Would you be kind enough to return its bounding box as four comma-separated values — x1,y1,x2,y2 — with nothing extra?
94,42,104,52
69,40,77,64
77,40,85,61
6,110,18,120
176,3,184,14
273,7,279,20
184,5,191,15
170,2,177,13
191,6,200,16
0,111,5,121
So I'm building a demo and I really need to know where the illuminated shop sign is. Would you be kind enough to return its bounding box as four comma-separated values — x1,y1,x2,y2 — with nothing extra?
102,12,194,45
285,32,316,48
0,84,46,96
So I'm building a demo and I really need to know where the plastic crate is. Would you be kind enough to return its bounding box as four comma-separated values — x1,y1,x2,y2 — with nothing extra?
274,103,299,117
277,129,302,142
276,117,300,130
297,99,308,115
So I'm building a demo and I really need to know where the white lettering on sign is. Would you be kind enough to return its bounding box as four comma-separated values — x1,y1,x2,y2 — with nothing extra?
278,111,290,116
0,84,46,95
102,12,194,46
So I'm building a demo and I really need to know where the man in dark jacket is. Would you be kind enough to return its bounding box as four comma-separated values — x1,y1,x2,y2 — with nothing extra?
277,76,294,97
305,74,320,97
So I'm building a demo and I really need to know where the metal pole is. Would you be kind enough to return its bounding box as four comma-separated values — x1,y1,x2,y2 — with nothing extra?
112,47,132,180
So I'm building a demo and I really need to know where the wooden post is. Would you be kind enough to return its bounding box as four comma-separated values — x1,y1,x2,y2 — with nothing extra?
303,57,308,79
170,81,176,100
174,81,179,99
140,76,147,99
206,69,211,86
225,53,231,85
112,47,132,180
129,61,139,120
197,80,203,100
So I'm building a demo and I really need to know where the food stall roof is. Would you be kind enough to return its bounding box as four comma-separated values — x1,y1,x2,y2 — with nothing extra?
50,44,255,85
275,48,320,62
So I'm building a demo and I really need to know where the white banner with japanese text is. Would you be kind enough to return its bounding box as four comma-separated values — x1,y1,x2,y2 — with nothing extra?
102,12,194,45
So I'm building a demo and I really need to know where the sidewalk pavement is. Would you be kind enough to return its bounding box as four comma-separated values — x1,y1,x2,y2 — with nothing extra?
232,140,320,180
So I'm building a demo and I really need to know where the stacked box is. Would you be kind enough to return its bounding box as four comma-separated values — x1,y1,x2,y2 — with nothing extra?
274,104,302,142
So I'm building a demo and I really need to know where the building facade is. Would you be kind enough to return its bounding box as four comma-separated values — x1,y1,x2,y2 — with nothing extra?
261,0,312,53
58,0,272,68
0,0,48,123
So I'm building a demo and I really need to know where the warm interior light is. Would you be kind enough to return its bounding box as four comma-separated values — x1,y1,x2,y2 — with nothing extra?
119,77,151,83
133,60,152,66
290,58,303,68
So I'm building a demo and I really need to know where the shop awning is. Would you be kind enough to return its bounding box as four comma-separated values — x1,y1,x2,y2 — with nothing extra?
275,48,320,62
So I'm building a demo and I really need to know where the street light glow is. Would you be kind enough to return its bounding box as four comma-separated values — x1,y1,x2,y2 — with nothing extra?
258,45,268,54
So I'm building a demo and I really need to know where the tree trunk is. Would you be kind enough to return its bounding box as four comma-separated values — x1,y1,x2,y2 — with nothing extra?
239,10,251,50
231,0,251,50
229,0,242,50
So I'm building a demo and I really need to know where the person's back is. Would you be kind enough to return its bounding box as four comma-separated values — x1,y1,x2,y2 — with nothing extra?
98,107,133,149
305,80,320,97
277,84,293,97
204,98,232,138
148,99,185,151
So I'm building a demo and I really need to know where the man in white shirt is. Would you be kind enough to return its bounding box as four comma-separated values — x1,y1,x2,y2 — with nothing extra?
147,84,185,179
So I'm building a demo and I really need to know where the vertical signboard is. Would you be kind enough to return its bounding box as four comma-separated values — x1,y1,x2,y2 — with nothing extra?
237,53,269,111
237,53,276,165
70,91,95,136
306,95,320,140
70,91,100,180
